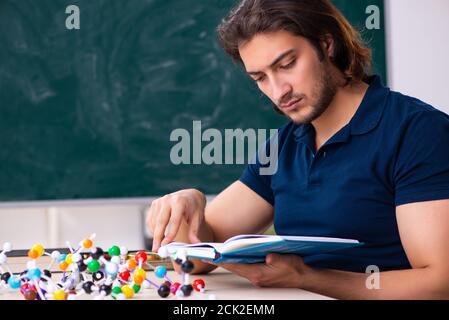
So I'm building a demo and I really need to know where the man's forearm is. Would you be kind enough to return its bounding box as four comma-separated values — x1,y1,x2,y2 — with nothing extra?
301,266,449,299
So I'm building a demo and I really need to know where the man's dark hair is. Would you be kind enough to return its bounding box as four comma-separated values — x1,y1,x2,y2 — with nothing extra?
217,0,372,84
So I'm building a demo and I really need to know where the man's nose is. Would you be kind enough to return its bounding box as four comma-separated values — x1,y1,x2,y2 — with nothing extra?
271,77,292,104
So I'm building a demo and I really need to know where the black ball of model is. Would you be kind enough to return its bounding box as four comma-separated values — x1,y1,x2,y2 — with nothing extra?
181,260,194,273
158,284,171,298
77,261,87,272
1,272,11,283
181,284,193,297
93,271,105,282
90,247,104,259
43,269,52,280
82,281,95,294
100,284,112,296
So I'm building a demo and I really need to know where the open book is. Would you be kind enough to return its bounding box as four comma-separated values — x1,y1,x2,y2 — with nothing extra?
161,234,363,263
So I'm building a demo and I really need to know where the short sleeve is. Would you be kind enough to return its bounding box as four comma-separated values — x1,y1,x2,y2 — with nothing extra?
239,161,275,206
394,110,449,206
239,132,279,206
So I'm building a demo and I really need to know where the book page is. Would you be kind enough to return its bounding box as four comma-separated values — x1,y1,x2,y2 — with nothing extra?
223,234,277,243
221,235,283,253
162,242,224,259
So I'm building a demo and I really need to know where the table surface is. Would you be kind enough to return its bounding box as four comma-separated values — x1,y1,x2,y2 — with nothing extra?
1,258,333,300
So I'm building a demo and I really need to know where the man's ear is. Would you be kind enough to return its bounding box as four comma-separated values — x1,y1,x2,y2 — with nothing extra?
320,34,335,60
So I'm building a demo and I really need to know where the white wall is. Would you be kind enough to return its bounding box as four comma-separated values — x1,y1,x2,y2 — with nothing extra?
0,199,150,250
0,196,216,251
385,0,449,113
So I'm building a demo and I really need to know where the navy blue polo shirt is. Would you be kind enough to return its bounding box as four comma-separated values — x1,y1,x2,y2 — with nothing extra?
239,75,449,273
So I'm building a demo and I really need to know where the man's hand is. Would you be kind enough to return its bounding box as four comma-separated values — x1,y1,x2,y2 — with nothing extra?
203,253,312,288
146,188,207,252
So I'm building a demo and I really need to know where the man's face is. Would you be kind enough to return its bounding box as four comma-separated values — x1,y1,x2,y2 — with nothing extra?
239,30,338,124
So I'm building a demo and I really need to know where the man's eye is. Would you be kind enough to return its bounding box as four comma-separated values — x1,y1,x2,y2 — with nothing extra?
280,60,296,70
255,76,266,82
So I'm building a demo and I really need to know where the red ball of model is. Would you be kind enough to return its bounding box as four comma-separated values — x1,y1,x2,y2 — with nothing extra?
20,283,36,296
134,251,148,264
193,279,205,292
119,271,131,281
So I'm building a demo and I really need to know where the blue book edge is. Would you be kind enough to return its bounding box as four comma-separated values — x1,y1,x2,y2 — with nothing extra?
187,239,365,263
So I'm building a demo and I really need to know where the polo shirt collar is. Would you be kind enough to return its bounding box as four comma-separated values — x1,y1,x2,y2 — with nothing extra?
293,75,389,144
350,75,390,135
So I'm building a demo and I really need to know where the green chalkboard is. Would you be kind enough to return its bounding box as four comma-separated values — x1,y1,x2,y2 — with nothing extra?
0,0,386,201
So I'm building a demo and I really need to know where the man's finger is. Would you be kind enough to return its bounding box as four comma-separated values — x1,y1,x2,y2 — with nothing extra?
152,205,171,251
161,201,185,246
187,211,202,243
266,253,282,266
149,200,160,233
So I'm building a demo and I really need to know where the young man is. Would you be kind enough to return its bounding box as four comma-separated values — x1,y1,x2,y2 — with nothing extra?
147,0,449,299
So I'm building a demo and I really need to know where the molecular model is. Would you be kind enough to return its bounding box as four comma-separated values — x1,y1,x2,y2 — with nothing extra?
0,234,207,300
